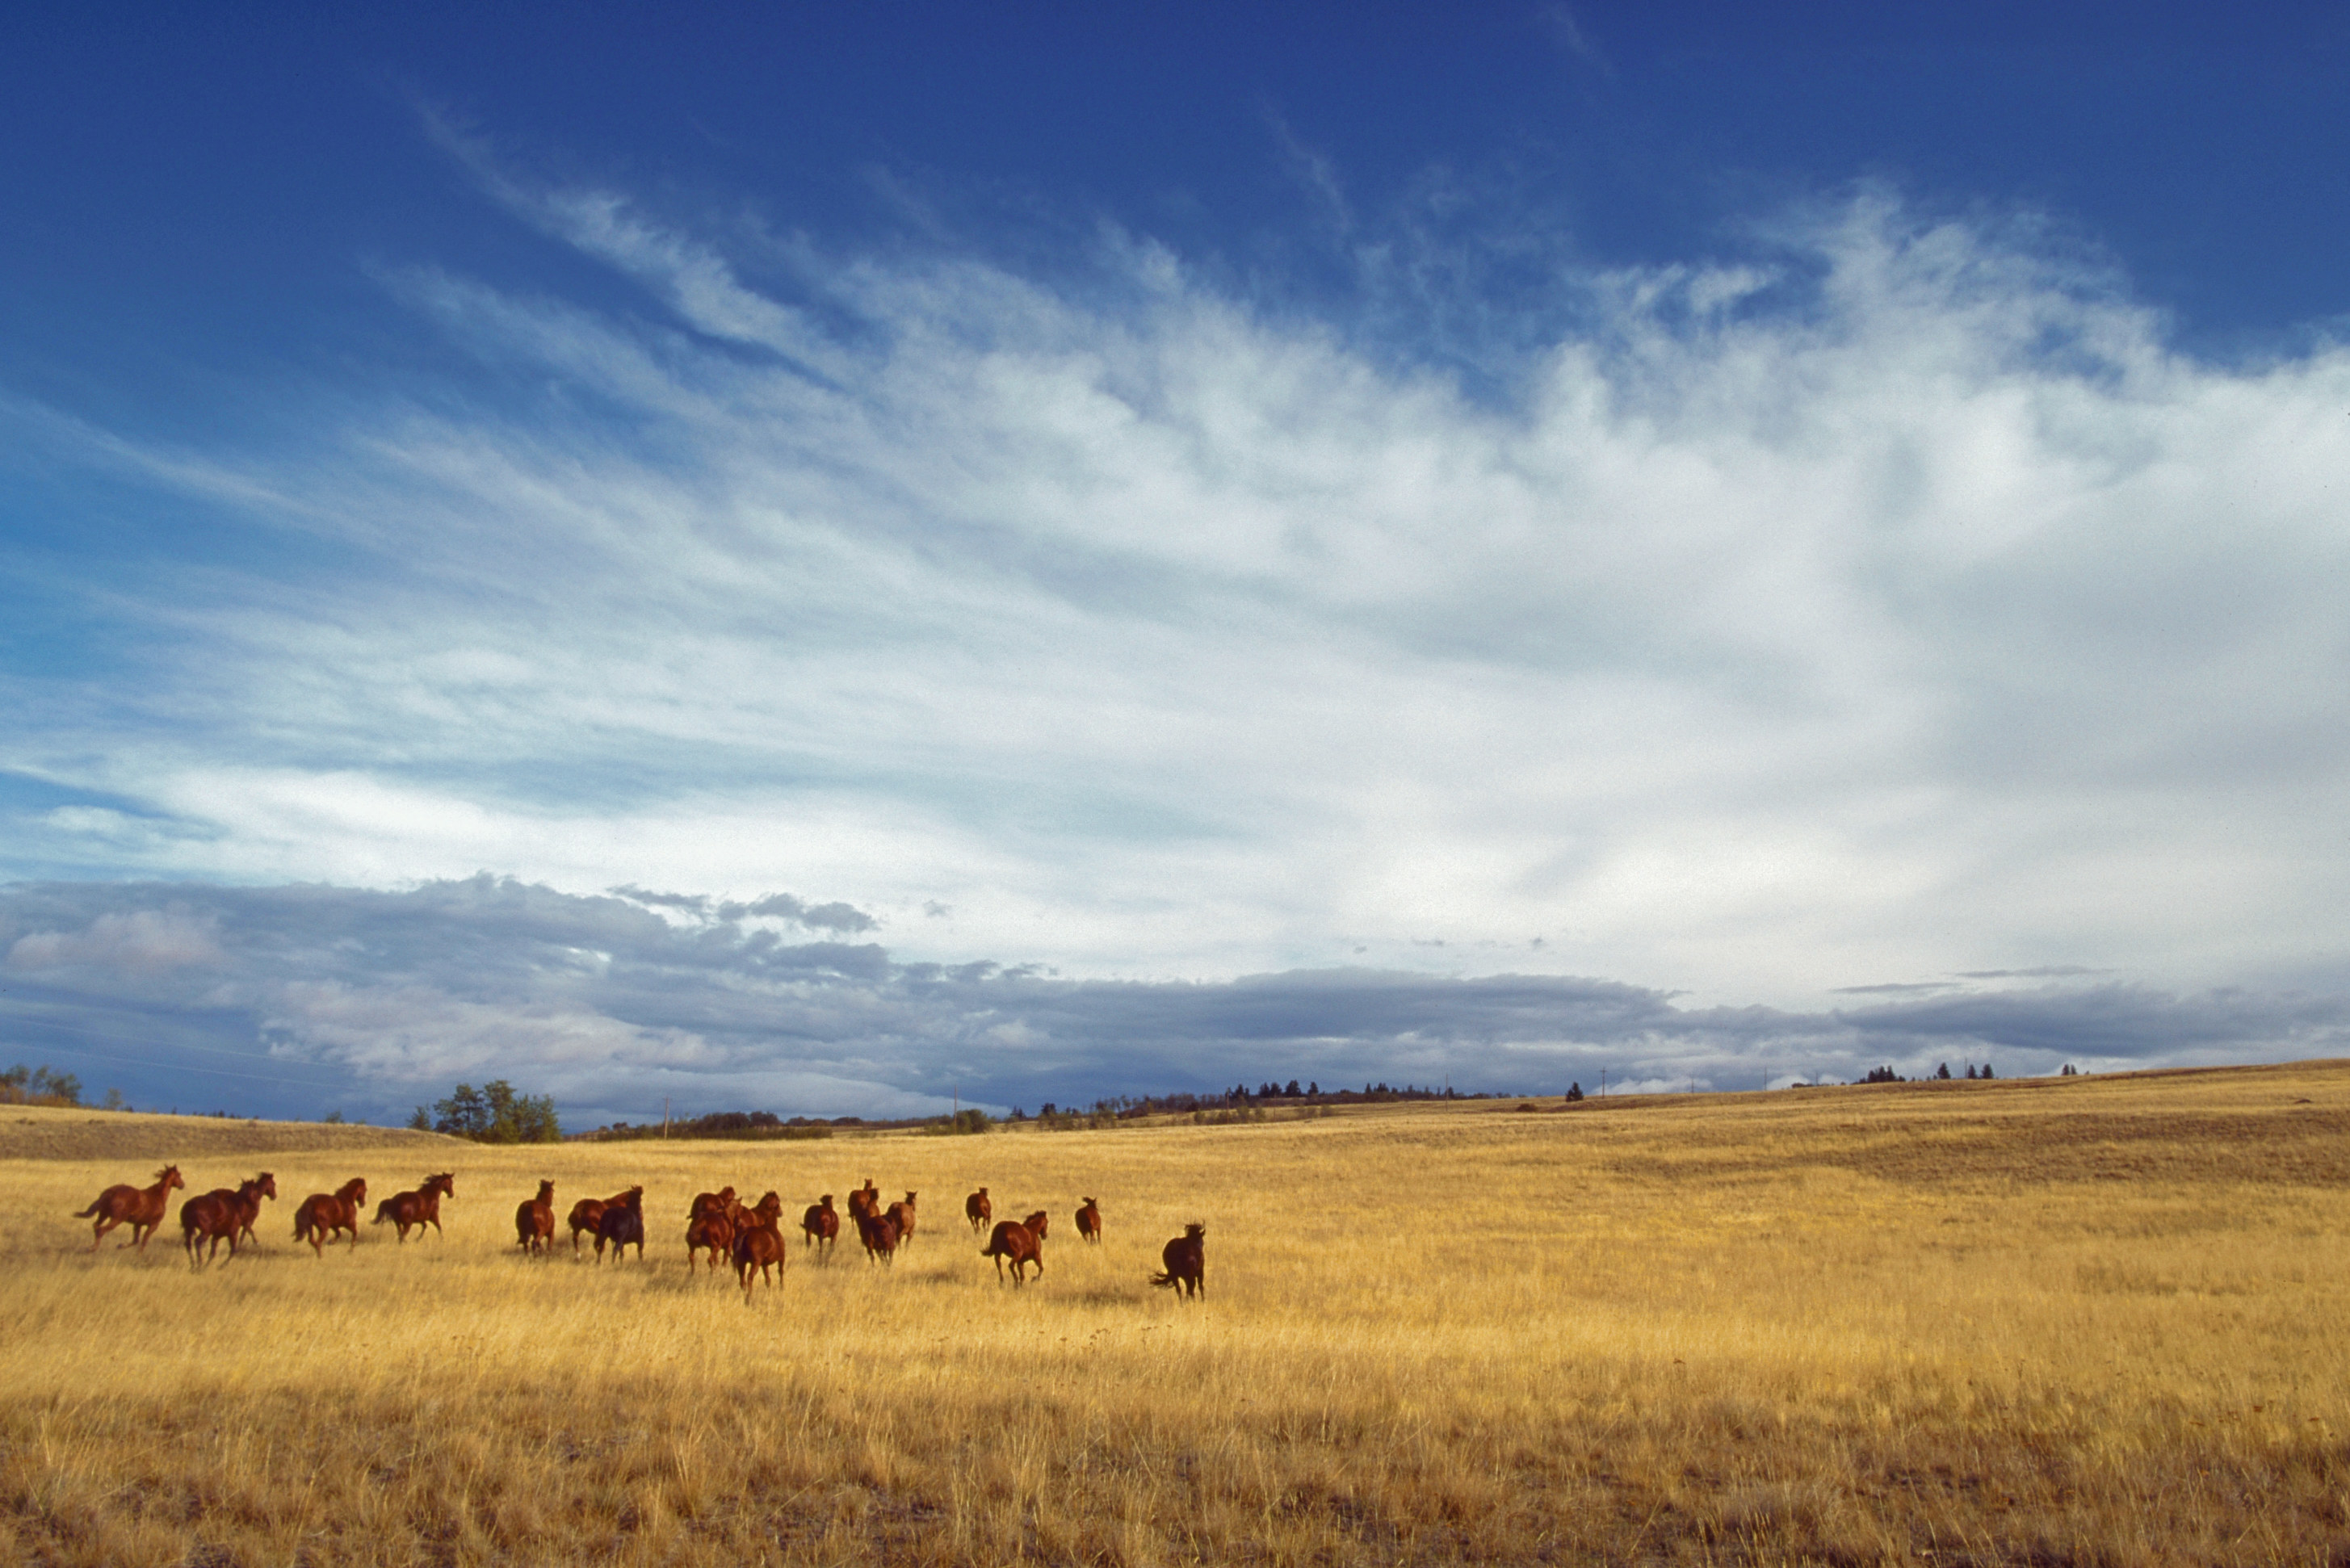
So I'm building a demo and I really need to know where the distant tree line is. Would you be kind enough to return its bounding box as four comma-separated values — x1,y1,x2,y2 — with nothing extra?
1856,1063,1998,1084
1010,1080,1500,1129
409,1080,561,1143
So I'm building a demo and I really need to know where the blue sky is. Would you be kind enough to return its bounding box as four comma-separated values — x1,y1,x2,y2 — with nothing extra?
4,6,2348,1122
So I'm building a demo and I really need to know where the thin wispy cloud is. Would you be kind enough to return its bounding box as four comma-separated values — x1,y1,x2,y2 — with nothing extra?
4,141,2348,1114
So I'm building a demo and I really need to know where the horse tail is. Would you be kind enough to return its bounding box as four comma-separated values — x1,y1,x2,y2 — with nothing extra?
1148,1271,1177,1289
73,1200,102,1218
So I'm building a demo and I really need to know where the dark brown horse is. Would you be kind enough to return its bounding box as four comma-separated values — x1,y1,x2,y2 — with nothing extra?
75,1165,184,1251
801,1193,838,1256
595,1186,646,1262
1150,1222,1206,1299
690,1186,738,1223
514,1180,556,1255
981,1211,1049,1284
182,1173,277,1268
886,1191,918,1248
735,1196,787,1302
1076,1197,1102,1244
372,1172,455,1242
293,1177,368,1257
567,1189,633,1255
965,1186,992,1234
857,1206,901,1265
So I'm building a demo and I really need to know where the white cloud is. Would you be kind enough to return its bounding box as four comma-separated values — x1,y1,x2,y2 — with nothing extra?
8,182,2350,1020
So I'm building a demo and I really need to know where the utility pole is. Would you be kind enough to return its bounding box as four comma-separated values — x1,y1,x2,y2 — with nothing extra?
662,1097,670,1138
1600,1068,1606,1097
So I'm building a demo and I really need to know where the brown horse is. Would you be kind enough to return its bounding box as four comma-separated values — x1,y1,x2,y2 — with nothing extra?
857,1206,901,1265
965,1186,992,1234
735,1196,787,1302
514,1180,556,1255
293,1178,368,1257
566,1189,632,1255
886,1191,918,1248
690,1186,738,1222
75,1165,184,1251
1076,1197,1102,1244
373,1172,455,1242
801,1193,838,1256
1150,1222,1206,1299
595,1186,646,1262
846,1180,881,1226
686,1207,736,1272
182,1173,277,1268
982,1211,1049,1284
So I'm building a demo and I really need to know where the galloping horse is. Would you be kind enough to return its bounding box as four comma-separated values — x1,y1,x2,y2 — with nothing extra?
981,1211,1049,1284
293,1178,368,1257
182,1173,277,1268
1150,1222,1206,1299
567,1189,634,1255
735,1194,788,1302
857,1207,901,1265
686,1205,737,1272
75,1165,184,1251
595,1186,646,1263
965,1187,992,1234
886,1192,918,1248
373,1173,456,1242
514,1180,556,1255
1076,1198,1102,1244
801,1194,838,1257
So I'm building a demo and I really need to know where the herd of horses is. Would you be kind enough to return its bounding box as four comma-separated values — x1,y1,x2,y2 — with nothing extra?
72,1165,1208,1303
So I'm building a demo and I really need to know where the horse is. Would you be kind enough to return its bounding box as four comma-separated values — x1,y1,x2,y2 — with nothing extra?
595,1186,646,1262
686,1207,737,1272
1076,1197,1102,1244
734,1198,787,1303
982,1211,1049,1285
689,1186,737,1223
846,1180,881,1226
802,1193,838,1256
886,1191,918,1248
1150,1222,1206,1299
567,1189,634,1255
514,1180,556,1255
76,1165,184,1251
965,1186,992,1234
373,1172,456,1243
858,1207,901,1265
293,1178,368,1257
182,1173,276,1268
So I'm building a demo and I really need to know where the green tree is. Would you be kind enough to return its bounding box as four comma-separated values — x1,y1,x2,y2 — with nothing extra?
418,1080,561,1142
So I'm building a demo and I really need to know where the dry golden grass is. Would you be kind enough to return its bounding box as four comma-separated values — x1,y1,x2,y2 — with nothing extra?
6,1063,2350,1566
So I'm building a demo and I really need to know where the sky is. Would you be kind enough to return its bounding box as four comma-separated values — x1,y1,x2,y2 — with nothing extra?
3,6,2348,1124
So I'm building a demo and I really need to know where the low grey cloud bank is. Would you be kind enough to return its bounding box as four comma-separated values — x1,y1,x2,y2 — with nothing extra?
3,878,2341,1124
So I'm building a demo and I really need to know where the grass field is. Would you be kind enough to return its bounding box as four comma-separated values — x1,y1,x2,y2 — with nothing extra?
5,1063,2350,1566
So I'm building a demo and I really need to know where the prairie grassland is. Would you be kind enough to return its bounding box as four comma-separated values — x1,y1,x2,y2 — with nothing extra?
6,1065,2350,1566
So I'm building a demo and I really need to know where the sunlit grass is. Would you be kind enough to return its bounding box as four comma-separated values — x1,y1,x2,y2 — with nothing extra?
5,1063,2349,1563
